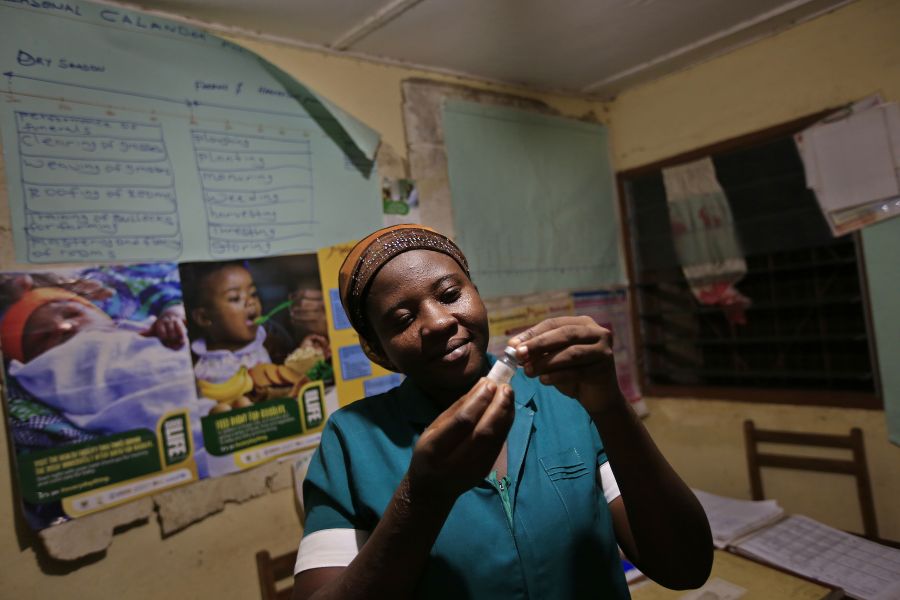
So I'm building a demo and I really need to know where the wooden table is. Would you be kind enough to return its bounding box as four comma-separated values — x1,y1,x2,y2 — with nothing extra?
630,550,843,600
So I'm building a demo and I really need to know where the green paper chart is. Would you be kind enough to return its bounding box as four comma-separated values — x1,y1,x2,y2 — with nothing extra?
443,100,624,298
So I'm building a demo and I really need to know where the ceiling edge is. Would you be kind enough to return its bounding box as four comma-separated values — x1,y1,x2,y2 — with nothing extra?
93,0,607,102
329,0,426,51
583,0,856,97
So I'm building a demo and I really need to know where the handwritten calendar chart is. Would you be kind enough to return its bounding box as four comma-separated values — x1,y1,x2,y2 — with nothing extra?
191,130,314,258
17,111,182,262
0,0,381,265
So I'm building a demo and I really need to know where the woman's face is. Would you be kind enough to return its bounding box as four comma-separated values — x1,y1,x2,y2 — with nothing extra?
196,265,262,350
365,250,488,401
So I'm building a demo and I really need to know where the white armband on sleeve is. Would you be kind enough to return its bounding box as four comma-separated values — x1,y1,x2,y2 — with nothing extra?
599,461,621,503
294,468,619,576
294,529,370,575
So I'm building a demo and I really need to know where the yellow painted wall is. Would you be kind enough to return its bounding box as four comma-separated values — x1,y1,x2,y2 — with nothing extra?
607,0,900,540
609,0,900,171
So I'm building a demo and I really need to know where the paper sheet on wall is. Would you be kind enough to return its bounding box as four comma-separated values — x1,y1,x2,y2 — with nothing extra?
804,107,899,212
443,101,624,298
0,0,382,265
794,97,900,236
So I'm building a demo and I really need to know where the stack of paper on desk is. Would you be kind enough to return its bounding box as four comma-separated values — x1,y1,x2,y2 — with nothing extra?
693,489,785,549
732,515,900,600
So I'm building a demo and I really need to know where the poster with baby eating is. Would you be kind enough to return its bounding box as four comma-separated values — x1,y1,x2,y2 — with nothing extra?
179,254,331,478
0,257,332,528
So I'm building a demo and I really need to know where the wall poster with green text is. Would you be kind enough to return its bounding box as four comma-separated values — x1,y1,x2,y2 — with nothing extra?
0,262,206,528
180,253,330,477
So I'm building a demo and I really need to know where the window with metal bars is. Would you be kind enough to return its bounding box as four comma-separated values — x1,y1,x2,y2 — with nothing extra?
618,120,879,408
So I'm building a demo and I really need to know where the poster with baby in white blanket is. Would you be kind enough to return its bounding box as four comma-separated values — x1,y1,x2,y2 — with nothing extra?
0,262,208,528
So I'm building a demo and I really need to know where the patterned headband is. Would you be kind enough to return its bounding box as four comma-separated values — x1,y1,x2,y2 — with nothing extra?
338,224,470,338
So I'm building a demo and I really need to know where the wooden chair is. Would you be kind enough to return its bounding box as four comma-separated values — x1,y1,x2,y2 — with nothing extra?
256,550,296,600
743,419,878,540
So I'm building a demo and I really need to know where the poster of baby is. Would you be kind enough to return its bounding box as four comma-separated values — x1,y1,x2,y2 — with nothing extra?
178,253,330,478
0,263,209,528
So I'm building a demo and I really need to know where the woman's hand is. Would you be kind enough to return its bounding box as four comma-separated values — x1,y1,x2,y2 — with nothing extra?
407,378,514,501
509,316,622,414
294,378,513,600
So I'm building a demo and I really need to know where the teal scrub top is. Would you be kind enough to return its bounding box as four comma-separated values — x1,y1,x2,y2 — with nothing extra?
302,359,631,599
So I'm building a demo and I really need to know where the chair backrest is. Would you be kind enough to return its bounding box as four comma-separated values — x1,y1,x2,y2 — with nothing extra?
256,550,296,600
743,419,878,540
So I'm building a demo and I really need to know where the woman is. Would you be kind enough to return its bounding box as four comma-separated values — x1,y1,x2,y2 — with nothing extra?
293,224,712,599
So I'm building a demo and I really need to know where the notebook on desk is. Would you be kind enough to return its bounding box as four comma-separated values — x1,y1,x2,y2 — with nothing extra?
693,489,785,548
732,515,900,600
694,490,900,600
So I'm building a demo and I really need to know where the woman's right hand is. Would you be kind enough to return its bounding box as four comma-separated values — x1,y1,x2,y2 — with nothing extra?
406,378,515,502
293,380,514,600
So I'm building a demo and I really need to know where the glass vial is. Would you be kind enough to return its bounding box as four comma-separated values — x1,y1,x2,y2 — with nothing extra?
486,346,519,385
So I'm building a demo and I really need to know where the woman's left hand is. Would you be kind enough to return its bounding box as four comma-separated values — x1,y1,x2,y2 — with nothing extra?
509,316,623,414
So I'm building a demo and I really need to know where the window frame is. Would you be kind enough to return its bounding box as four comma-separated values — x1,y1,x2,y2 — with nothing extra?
615,110,882,409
